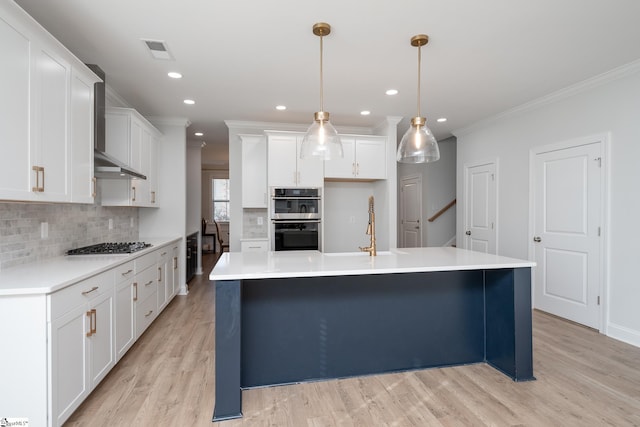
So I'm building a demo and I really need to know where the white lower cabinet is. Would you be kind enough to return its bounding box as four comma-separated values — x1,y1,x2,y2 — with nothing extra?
114,261,135,361
43,240,180,426
50,269,115,426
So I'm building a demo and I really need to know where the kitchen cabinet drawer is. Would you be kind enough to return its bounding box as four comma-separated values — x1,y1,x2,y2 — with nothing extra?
135,291,157,339
134,265,157,303
241,239,269,252
134,251,156,274
114,261,135,283
50,269,115,320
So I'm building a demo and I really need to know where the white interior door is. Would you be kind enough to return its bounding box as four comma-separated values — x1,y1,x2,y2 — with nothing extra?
400,176,421,248
533,141,602,329
464,162,496,253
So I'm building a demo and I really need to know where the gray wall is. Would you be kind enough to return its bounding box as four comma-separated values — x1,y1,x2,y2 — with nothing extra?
397,136,457,247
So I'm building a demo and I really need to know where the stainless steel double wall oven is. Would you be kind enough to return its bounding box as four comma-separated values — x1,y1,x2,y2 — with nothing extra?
271,187,321,251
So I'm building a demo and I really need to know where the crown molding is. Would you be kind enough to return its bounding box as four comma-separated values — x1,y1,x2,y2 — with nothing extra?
453,59,640,138
147,116,191,128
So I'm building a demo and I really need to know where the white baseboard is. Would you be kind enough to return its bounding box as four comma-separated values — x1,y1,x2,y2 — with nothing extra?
443,236,456,247
606,322,640,349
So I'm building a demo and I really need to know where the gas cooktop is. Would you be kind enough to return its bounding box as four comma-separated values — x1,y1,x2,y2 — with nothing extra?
66,242,152,255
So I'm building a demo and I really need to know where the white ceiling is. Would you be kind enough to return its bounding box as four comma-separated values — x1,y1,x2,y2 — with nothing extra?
15,0,640,168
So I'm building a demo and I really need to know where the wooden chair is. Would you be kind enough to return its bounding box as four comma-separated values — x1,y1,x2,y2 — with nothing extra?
213,220,229,252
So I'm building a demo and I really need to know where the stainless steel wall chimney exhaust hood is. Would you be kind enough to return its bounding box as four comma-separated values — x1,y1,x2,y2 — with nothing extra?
87,64,147,180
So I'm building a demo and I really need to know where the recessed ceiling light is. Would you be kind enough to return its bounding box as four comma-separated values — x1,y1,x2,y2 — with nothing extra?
183,99,195,105
437,117,447,123
168,72,182,79
360,110,371,116
194,132,204,136
276,105,287,111
386,89,398,96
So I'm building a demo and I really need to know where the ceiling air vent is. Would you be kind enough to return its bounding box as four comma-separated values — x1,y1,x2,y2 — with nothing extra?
142,39,174,60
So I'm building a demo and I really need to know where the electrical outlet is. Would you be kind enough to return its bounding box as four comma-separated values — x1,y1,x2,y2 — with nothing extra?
257,217,264,225
40,222,48,239
108,218,114,230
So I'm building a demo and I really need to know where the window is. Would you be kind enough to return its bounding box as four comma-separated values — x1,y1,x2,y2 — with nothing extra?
212,179,230,222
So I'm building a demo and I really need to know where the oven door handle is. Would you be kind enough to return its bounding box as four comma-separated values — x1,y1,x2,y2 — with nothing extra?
271,196,321,200
271,219,321,224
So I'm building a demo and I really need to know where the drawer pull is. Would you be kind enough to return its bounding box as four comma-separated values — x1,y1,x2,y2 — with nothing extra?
145,310,153,317
82,286,99,296
133,282,138,301
161,251,167,256
158,266,162,282
121,269,133,276
145,280,154,286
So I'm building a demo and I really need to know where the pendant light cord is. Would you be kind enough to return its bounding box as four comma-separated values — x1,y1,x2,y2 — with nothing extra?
417,43,421,118
320,33,324,112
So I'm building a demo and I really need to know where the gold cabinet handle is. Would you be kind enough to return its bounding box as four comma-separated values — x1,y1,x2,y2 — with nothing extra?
121,269,133,276
145,280,154,286
145,310,153,318
86,309,96,337
91,177,97,198
158,266,162,282
32,166,45,192
82,286,99,296
173,256,178,270
133,282,138,301
132,186,136,202
151,191,156,203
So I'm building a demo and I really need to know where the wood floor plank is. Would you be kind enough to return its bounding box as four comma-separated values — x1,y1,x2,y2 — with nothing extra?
64,254,640,426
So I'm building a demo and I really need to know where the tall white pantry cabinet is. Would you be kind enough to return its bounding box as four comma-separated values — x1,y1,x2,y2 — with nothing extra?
0,1,100,204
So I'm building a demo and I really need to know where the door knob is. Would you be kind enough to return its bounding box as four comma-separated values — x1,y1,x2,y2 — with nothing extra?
465,230,471,236
533,236,542,242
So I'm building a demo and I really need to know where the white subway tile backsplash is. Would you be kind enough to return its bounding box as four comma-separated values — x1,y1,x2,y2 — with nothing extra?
0,202,139,270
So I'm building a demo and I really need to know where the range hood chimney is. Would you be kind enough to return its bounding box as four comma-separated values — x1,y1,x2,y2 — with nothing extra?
86,64,146,180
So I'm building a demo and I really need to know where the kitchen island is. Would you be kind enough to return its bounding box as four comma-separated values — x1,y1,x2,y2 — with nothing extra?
210,247,536,421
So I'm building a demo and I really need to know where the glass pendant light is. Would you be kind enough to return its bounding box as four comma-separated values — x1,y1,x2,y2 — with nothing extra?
300,22,343,160
397,34,440,164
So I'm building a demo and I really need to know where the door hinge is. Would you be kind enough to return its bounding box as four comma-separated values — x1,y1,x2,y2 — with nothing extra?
597,296,600,305
595,157,602,168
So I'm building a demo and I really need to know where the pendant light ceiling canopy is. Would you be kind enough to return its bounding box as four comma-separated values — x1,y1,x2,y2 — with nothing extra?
396,34,440,164
300,22,343,161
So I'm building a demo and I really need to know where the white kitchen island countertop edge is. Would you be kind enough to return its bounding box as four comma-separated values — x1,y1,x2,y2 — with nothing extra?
209,247,535,281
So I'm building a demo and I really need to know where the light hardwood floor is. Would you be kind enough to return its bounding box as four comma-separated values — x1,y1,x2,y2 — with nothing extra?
65,254,640,426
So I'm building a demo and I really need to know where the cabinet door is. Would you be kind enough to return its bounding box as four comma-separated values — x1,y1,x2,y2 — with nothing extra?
115,280,135,361
242,135,267,207
70,68,97,203
88,290,115,388
148,133,159,206
323,137,356,179
172,245,180,298
0,15,32,200
50,304,89,426
354,137,387,179
296,137,324,187
268,135,298,187
32,46,70,202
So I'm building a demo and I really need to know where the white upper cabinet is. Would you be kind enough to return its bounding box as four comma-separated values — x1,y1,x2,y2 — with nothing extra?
70,68,97,203
267,132,323,188
100,108,161,207
324,135,387,180
241,135,267,207
0,2,100,203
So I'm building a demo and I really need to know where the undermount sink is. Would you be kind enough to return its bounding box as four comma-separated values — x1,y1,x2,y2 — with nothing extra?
323,251,406,257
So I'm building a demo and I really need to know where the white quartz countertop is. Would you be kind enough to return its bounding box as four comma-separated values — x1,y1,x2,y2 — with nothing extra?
0,237,181,296
209,247,535,281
